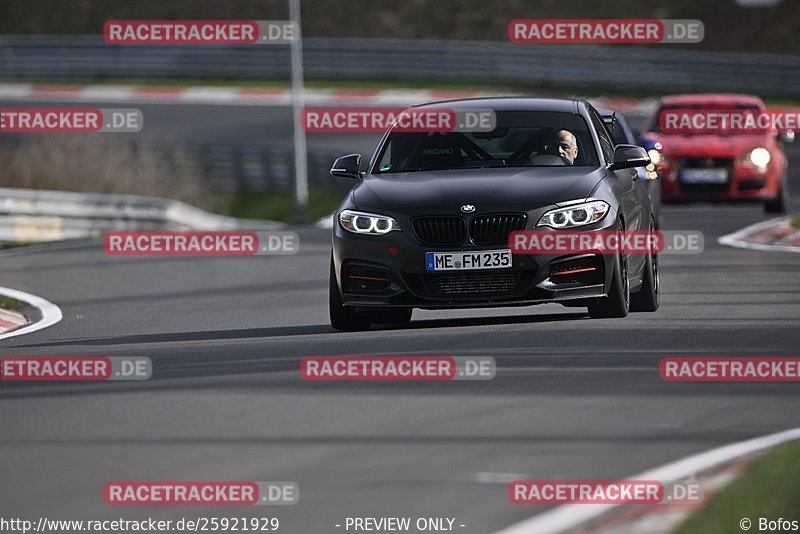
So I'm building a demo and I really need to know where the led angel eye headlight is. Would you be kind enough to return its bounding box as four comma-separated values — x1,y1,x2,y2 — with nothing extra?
339,210,401,235
537,201,610,229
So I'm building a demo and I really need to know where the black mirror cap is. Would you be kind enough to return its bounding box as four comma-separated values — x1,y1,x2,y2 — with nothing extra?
609,144,650,170
330,154,363,179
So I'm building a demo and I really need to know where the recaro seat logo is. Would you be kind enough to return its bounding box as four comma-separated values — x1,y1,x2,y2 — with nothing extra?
422,148,456,155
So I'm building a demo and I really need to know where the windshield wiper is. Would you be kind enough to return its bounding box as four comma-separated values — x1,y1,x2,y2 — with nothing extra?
462,163,507,169
463,158,507,169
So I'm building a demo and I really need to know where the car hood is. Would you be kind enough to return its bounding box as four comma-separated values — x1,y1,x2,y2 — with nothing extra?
641,132,768,159
352,167,606,212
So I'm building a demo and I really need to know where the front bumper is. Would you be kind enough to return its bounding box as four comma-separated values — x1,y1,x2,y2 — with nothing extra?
661,163,781,202
332,219,617,310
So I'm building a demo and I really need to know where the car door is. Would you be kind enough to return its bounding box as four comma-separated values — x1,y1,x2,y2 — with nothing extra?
613,115,661,224
589,109,647,278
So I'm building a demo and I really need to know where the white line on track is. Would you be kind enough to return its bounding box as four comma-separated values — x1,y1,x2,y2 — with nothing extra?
493,427,800,534
719,216,800,253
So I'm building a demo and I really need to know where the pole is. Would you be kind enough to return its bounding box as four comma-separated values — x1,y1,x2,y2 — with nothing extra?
289,0,308,222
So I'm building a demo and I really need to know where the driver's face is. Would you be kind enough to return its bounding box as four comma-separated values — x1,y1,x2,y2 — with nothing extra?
549,130,579,164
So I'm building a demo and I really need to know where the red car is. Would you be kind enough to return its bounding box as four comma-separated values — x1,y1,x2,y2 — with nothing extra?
640,94,792,213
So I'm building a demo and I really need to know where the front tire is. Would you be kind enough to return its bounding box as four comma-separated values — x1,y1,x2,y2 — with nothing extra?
329,258,372,331
588,221,630,319
630,219,660,312
764,178,789,214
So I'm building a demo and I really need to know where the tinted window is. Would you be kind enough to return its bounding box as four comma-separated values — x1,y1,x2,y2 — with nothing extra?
589,109,615,163
374,110,599,173
606,119,630,146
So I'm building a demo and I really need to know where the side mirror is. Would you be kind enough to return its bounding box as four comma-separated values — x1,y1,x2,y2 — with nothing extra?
609,144,650,170
330,154,363,179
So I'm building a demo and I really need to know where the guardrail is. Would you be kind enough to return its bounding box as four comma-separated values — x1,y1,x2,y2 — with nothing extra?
0,187,282,243
195,144,349,193
0,135,349,194
1,35,800,97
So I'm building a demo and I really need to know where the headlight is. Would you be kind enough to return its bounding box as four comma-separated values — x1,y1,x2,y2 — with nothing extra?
740,147,771,169
537,200,610,229
339,209,401,235
647,149,663,165
645,149,667,179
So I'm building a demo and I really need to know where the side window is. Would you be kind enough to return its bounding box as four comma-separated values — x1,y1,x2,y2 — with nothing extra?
589,109,615,164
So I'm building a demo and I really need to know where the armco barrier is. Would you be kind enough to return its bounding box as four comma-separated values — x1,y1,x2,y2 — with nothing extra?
1,36,799,97
0,135,349,194
0,187,283,243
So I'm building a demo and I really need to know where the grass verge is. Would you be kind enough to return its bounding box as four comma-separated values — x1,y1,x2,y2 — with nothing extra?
0,294,26,312
791,215,800,229
226,192,344,223
676,441,800,534
0,136,230,214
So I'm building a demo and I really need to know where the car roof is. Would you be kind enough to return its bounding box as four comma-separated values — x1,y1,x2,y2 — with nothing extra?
597,108,628,119
413,97,580,113
657,93,765,108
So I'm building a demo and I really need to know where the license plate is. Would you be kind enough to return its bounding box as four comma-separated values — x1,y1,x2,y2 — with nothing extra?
425,249,512,271
680,168,729,184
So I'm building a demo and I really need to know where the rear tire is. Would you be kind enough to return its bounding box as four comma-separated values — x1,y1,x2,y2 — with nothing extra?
764,179,789,214
630,219,660,312
329,258,372,331
588,221,630,319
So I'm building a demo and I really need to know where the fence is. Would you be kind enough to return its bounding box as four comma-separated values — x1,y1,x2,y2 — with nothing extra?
2,36,800,97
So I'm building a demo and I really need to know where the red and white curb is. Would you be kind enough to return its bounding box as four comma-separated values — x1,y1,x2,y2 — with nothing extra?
719,216,800,253
492,428,800,534
553,462,749,534
0,307,27,333
0,83,504,106
0,83,656,113
0,286,63,341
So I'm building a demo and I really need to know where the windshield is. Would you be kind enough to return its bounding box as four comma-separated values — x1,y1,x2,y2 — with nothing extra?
373,110,598,173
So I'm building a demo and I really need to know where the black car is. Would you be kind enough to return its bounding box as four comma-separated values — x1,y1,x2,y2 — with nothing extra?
600,108,662,222
329,98,659,331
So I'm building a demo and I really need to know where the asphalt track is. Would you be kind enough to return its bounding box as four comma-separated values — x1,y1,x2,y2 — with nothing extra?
1,102,800,533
